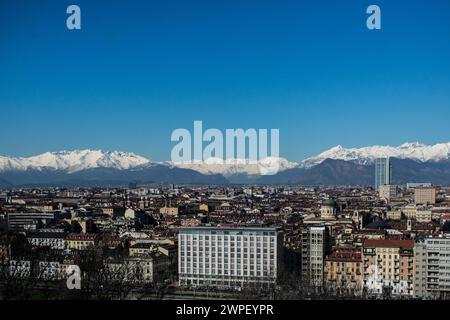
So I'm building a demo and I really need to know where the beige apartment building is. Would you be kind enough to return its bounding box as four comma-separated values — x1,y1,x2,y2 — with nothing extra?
386,205,432,222
379,185,398,202
415,187,436,205
325,246,363,295
386,210,402,220
416,208,432,223
160,206,179,216
65,233,96,250
363,239,415,297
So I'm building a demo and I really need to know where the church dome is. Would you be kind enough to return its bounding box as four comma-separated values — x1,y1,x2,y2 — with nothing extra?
320,198,337,219
322,199,337,207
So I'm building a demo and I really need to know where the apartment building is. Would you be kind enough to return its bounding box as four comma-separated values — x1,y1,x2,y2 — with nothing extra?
414,240,428,298
363,239,414,297
301,225,331,291
129,243,154,256
65,233,97,250
178,225,283,289
160,206,179,216
386,210,402,220
325,246,363,295
105,253,171,283
415,236,450,299
402,204,418,220
416,208,432,223
27,232,66,250
7,212,54,231
415,187,436,205
379,185,398,202
387,205,432,222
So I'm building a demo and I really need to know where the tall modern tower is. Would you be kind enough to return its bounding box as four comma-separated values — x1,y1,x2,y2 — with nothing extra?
374,157,392,191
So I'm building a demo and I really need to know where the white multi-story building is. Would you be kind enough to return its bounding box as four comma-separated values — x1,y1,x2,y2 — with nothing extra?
27,232,66,250
420,236,450,299
178,225,283,289
379,184,398,201
7,212,54,231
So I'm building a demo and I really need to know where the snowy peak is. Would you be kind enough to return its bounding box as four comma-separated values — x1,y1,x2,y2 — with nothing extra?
1,142,449,176
299,142,450,168
173,157,297,177
399,141,425,148
0,150,151,173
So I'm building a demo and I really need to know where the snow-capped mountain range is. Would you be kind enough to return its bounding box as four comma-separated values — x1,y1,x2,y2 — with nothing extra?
298,142,450,168
0,142,449,176
174,157,297,177
0,150,151,174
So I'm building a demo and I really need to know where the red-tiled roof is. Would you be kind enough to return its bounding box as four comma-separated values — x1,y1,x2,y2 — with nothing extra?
326,246,362,262
363,239,414,248
66,233,97,241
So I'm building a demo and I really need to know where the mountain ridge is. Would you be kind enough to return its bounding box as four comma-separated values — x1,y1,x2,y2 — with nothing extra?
1,142,450,186
1,142,449,175
299,142,450,168
0,150,151,173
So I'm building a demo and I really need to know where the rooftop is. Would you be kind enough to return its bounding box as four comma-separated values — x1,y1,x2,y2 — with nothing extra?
326,246,362,262
363,239,414,248
179,223,280,232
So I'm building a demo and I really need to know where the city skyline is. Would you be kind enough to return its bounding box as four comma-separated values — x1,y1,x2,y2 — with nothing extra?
2,0,450,306
1,0,450,161
1,183,450,300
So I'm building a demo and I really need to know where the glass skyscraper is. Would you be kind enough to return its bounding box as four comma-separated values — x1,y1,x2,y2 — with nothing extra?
374,157,392,191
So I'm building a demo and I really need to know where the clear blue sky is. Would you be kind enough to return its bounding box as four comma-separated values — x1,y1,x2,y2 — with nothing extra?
0,0,449,161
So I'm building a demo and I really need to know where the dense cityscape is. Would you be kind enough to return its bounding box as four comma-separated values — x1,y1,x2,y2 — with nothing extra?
1,0,448,315
0,157,449,300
